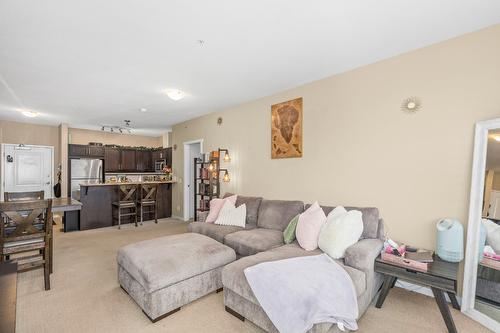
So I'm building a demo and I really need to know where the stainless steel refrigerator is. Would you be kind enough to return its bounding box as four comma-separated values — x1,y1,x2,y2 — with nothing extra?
70,158,103,199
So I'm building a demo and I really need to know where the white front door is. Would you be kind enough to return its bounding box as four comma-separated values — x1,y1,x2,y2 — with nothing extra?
2,144,53,199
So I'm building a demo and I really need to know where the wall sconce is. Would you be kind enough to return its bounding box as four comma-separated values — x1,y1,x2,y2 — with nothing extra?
219,148,231,162
220,169,230,182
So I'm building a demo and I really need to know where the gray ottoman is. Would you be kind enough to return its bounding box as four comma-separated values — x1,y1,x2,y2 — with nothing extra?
117,233,236,322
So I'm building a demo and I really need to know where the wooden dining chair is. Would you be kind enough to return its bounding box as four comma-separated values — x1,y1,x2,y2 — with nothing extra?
0,199,53,290
3,191,54,274
112,184,138,229
137,184,158,225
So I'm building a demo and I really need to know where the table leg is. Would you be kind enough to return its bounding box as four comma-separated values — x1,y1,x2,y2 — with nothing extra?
447,292,460,310
431,287,457,333
376,275,396,308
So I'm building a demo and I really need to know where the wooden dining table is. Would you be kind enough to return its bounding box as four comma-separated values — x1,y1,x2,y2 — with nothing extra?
51,197,82,232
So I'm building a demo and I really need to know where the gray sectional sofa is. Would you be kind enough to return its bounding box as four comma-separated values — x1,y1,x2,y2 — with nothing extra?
188,194,385,333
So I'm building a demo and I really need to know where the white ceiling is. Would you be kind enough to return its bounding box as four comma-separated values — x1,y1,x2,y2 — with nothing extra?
1,1,500,136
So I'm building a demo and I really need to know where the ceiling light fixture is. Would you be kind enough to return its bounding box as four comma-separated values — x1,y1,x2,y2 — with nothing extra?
21,110,39,118
494,136,500,142
140,108,147,112
165,89,186,101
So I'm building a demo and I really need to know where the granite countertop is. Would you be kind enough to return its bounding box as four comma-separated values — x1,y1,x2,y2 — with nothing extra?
80,180,176,187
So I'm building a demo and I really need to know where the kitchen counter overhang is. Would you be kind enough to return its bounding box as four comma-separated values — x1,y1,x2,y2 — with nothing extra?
80,180,176,187
79,181,174,230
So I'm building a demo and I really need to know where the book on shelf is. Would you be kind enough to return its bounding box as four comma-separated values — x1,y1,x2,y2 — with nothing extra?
199,199,209,211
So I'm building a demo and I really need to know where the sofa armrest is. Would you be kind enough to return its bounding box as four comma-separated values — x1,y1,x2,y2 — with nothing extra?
344,238,383,274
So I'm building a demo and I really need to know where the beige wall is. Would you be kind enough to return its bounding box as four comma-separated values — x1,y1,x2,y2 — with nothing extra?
172,24,500,250
0,120,60,183
68,128,162,147
0,122,165,196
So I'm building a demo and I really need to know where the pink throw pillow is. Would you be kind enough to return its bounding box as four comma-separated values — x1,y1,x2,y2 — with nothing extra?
295,201,327,251
205,195,237,223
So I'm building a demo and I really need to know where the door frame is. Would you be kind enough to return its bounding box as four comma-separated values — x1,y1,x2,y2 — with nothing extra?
1,143,55,199
183,139,203,221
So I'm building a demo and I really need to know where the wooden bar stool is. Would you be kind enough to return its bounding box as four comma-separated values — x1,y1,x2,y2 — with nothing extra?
137,184,158,225
112,184,138,229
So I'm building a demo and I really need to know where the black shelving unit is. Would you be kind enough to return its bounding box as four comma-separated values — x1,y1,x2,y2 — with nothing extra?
193,151,221,221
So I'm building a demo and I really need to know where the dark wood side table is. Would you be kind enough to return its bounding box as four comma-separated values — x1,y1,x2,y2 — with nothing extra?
375,255,460,333
0,262,18,333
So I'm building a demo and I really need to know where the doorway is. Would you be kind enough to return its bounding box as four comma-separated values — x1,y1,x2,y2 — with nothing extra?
183,139,203,221
1,144,54,199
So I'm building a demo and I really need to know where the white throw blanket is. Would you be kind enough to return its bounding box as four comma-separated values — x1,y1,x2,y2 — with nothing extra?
244,254,358,333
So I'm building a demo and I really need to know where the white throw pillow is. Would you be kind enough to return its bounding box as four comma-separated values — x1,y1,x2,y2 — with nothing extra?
214,200,246,228
318,206,364,259
483,219,500,253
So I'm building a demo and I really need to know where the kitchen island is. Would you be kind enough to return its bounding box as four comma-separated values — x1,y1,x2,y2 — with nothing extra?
79,181,175,230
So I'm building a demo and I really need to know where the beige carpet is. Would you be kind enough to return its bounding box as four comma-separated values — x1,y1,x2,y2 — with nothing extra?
16,218,491,333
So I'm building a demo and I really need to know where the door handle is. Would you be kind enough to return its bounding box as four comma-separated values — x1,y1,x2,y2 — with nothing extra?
45,182,50,185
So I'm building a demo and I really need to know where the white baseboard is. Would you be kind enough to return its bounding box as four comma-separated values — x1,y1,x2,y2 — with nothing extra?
395,280,461,306
170,215,186,221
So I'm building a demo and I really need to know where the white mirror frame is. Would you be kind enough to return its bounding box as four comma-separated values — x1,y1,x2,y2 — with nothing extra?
462,118,500,332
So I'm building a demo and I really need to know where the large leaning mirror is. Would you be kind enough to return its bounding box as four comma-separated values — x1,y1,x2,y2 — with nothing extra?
463,118,500,331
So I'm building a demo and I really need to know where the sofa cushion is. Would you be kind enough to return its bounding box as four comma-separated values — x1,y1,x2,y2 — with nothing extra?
257,199,304,231
215,201,246,227
117,233,236,293
319,207,364,259
306,204,380,239
224,193,263,227
224,228,284,256
295,202,326,251
222,243,366,306
206,195,237,223
188,221,250,243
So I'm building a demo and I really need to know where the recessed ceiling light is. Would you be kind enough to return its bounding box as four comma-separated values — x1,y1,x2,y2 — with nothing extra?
165,89,186,101
140,108,147,112
21,110,39,118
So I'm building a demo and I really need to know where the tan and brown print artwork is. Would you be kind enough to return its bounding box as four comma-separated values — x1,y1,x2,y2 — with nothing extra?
271,97,303,158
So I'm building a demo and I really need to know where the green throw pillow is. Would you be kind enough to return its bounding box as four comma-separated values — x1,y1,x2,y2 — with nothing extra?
283,214,300,244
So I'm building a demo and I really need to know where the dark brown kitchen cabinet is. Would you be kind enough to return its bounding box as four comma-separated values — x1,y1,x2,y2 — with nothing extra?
136,150,152,172
165,147,172,166
104,147,120,172
88,146,104,157
69,144,90,157
151,150,161,162
69,144,104,158
120,149,136,171
152,148,172,164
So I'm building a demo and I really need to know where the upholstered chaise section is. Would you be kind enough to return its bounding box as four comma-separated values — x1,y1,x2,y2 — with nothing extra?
223,228,284,257
188,222,251,243
222,243,368,333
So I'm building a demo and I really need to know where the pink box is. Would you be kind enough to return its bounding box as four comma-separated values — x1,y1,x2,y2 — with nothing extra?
381,252,428,272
